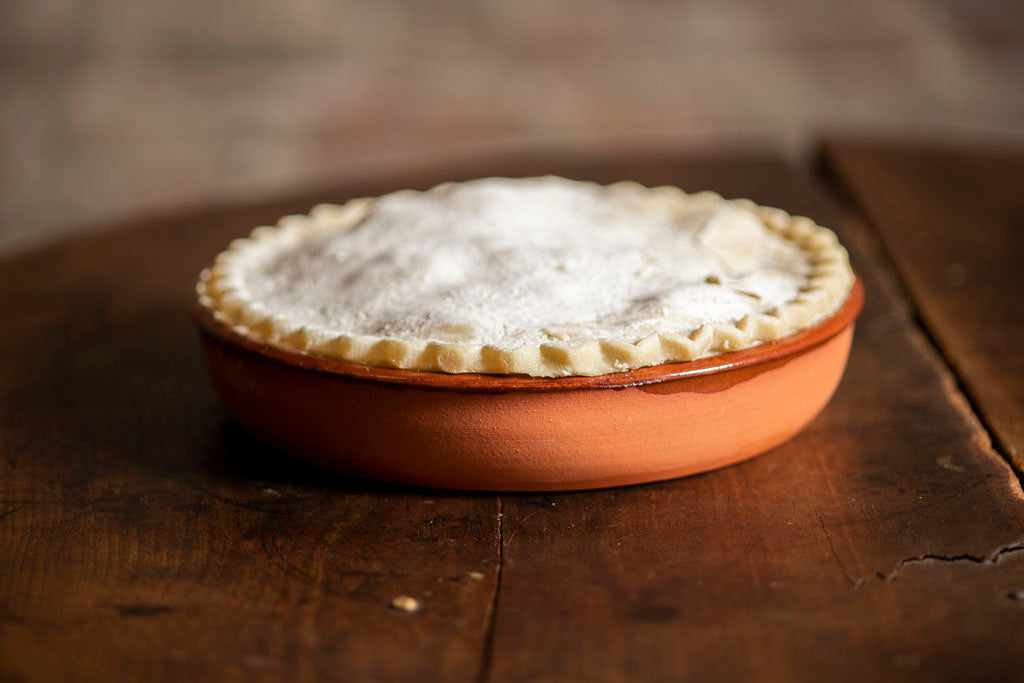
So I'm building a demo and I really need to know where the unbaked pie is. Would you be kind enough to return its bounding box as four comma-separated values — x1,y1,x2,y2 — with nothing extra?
197,176,854,377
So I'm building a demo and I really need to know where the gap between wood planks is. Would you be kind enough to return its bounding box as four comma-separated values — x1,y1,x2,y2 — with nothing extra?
744,162,1024,595
475,495,503,683
465,161,1023,680
900,306,1023,491
815,163,1024,499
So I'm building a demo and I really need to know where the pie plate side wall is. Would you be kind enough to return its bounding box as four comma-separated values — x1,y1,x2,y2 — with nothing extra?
196,280,862,491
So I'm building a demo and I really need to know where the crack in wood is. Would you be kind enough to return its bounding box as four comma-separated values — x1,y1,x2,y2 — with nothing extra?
817,512,860,588
475,496,503,683
108,603,174,617
819,505,1024,589
874,545,1024,582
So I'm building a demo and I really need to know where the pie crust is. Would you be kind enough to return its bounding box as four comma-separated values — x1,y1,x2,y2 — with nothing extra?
197,177,854,377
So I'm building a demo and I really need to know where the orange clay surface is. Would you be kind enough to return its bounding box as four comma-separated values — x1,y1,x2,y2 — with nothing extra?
197,278,862,491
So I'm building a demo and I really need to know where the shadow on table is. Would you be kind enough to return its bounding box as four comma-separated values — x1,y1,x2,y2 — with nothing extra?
199,418,454,498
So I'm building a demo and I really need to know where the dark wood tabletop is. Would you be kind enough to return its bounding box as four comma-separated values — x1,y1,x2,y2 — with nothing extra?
2,141,1022,683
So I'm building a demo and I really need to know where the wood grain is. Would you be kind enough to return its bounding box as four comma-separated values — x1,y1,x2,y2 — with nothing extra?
822,139,1024,474
0,194,501,683
481,160,1024,683
1,152,1022,682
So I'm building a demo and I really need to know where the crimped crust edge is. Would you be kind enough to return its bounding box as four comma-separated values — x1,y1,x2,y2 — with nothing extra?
196,181,855,377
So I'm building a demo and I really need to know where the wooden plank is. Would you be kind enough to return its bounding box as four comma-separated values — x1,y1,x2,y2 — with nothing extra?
0,152,795,682
480,161,1024,682
2,153,1023,682
0,194,502,682
821,140,1024,473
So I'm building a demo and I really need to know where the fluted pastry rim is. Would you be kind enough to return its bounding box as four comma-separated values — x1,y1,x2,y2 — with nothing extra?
196,179,855,377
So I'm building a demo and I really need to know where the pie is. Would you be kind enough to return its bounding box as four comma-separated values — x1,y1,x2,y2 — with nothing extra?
197,176,854,377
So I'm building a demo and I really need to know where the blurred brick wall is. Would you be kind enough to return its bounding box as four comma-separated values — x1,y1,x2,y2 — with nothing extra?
1,0,1022,251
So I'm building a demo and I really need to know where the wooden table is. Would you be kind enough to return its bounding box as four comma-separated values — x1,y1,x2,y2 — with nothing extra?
2,141,1022,682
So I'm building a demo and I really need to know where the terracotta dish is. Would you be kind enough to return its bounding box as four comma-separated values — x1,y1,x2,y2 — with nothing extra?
195,276,862,491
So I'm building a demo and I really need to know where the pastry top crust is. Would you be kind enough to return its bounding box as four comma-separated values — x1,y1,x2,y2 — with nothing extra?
197,176,854,377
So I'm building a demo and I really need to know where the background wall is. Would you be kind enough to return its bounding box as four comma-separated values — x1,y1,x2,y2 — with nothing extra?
2,0,1022,253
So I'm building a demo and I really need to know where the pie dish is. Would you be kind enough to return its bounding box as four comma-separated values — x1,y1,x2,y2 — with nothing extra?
195,176,860,490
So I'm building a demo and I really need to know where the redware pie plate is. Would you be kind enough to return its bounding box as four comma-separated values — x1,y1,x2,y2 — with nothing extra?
194,275,862,492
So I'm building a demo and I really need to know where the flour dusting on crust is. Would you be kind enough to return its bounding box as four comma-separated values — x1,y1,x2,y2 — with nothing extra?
198,177,854,377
